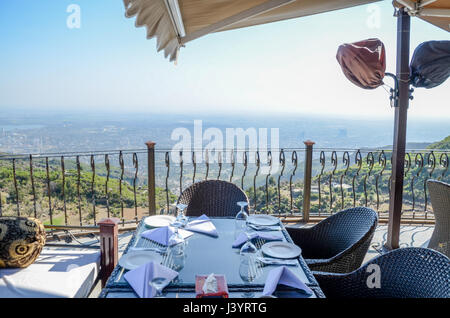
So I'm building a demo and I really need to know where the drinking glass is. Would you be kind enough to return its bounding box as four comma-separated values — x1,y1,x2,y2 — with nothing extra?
239,233,258,298
150,277,168,298
238,260,255,298
235,201,249,236
171,203,188,228
171,252,186,272
168,227,185,256
239,231,258,256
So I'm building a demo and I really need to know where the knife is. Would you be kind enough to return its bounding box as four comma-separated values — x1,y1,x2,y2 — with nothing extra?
248,224,281,231
257,257,298,266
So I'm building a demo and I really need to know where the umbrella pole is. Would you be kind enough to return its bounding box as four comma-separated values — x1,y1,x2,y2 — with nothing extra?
386,8,411,250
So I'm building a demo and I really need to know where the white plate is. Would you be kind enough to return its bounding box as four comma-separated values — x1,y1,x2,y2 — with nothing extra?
119,251,162,270
144,215,176,228
247,215,279,226
261,242,302,259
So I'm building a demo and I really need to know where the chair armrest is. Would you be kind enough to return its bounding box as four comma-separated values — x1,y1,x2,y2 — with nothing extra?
286,226,327,258
306,258,334,267
312,271,348,298
285,226,313,246
306,251,357,273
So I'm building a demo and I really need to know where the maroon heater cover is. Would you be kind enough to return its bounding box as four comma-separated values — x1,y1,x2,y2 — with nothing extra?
410,40,450,89
336,38,386,89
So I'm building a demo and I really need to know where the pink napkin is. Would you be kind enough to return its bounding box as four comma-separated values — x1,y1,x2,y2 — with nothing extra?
262,266,313,297
184,214,218,237
124,261,178,298
141,226,193,246
232,232,282,248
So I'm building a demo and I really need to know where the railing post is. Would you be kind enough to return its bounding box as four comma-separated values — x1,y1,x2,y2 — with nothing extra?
302,140,315,222
146,141,157,215
99,217,119,288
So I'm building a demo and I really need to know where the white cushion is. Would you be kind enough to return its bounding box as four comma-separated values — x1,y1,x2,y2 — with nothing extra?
0,247,100,298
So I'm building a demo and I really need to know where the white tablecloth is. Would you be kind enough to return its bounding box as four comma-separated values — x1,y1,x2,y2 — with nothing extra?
0,247,100,298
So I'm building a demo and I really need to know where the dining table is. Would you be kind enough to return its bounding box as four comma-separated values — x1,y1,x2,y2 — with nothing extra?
99,216,325,298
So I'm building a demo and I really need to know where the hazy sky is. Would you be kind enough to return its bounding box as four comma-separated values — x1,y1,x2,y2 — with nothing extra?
0,0,449,120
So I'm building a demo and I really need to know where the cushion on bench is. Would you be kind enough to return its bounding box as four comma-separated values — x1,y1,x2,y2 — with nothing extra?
0,247,100,298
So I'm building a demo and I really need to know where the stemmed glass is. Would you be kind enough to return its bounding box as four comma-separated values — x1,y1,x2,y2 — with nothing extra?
239,231,258,257
150,277,168,298
168,227,185,256
239,232,258,298
235,201,249,236
172,203,188,228
168,203,188,260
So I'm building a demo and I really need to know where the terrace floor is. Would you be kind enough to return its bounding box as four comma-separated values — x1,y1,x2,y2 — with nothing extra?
364,224,433,262
88,223,434,297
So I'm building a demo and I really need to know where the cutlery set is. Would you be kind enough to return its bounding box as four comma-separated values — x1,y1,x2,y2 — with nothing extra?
248,224,282,231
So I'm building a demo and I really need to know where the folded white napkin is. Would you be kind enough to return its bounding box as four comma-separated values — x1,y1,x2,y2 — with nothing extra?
262,266,313,297
184,214,218,237
124,261,178,298
141,226,193,246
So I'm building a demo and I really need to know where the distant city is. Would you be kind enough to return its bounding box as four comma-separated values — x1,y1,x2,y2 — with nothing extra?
1,108,449,155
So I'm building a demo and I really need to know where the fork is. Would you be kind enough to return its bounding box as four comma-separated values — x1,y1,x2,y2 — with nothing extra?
248,224,281,231
257,257,298,266
130,247,166,254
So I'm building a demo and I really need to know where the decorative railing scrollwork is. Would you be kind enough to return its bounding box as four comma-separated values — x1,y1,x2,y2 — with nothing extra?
265,151,273,214
0,146,448,227
340,151,350,210
352,150,363,208
277,150,286,214
329,151,337,212
289,151,298,214
253,151,260,211
317,151,326,215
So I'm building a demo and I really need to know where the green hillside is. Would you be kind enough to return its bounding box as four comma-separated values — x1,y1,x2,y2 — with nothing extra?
0,158,176,223
428,135,450,150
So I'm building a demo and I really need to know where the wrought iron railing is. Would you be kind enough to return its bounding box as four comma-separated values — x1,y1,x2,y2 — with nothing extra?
0,142,448,226
0,149,149,227
310,148,449,221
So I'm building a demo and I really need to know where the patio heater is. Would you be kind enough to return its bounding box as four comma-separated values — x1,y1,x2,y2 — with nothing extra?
336,5,449,249
387,1,450,249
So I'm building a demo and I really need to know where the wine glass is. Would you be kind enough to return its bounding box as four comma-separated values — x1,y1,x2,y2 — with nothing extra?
238,261,255,298
150,277,168,298
171,252,186,272
239,233,258,298
235,201,249,236
172,203,188,228
239,231,258,256
168,227,185,256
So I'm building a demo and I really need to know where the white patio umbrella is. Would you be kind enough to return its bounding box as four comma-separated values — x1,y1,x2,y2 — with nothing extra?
122,0,380,62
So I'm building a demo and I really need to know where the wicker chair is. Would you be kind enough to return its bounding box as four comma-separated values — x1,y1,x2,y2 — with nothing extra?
177,180,249,217
427,180,450,257
314,247,450,298
286,207,378,273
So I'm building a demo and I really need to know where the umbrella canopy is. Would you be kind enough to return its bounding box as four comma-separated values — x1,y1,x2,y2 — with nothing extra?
394,0,450,32
123,0,380,61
